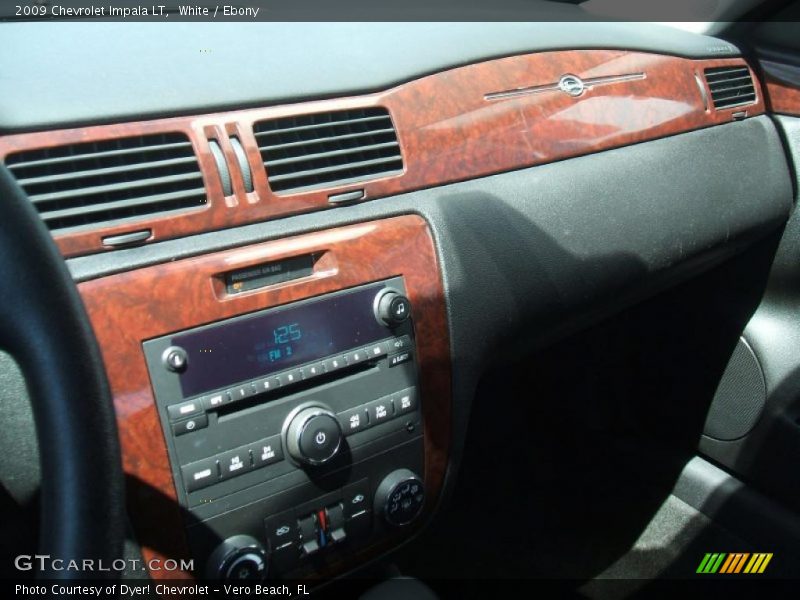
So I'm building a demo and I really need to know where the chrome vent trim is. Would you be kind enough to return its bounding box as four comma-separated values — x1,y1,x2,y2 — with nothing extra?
254,107,403,194
5,132,206,231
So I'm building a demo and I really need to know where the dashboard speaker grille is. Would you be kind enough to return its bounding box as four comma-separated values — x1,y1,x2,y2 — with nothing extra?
703,337,766,441
254,107,403,193
704,66,756,110
4,132,206,231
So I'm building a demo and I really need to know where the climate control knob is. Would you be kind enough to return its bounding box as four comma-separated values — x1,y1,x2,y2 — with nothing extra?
375,469,425,526
285,406,343,466
206,535,268,582
374,289,412,327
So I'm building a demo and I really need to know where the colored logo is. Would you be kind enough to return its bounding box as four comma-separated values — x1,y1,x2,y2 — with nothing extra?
696,552,773,574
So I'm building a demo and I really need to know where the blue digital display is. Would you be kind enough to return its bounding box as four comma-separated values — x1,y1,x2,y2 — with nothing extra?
252,323,302,366
173,284,388,397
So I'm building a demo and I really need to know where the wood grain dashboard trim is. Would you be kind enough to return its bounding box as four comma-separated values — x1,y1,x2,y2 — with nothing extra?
77,215,451,580
0,51,763,258
764,77,800,116
761,59,800,117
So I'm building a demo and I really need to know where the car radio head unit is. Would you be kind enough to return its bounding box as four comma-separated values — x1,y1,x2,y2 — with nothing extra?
143,276,425,581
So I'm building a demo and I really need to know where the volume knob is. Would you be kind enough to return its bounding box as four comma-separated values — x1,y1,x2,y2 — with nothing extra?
285,406,343,466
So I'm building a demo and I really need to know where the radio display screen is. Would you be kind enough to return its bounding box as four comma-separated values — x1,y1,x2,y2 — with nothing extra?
172,284,388,397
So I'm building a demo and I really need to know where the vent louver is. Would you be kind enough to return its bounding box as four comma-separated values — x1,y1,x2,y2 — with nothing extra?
4,132,206,231
704,66,756,110
254,107,403,194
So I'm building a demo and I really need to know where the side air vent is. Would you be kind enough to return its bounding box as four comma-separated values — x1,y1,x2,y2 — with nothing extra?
254,107,403,194
4,132,206,231
704,66,756,110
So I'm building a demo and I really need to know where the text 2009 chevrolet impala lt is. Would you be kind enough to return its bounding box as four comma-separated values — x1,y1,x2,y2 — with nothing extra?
1,2,799,597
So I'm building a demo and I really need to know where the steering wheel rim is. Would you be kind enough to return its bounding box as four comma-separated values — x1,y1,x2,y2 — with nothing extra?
0,166,124,579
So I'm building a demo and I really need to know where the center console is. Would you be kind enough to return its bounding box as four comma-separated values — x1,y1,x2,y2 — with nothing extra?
77,215,451,583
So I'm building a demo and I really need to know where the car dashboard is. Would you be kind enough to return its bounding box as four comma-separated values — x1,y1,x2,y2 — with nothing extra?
1,17,799,590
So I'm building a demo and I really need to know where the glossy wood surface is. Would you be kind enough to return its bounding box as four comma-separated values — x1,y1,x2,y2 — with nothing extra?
762,65,800,116
0,51,762,258
77,215,451,580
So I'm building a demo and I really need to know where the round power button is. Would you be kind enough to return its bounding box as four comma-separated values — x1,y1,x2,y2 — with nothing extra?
285,406,343,466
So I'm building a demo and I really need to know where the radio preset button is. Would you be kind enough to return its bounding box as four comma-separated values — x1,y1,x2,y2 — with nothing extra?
324,356,346,372
250,435,283,468
219,448,253,480
366,341,389,359
345,349,368,366
168,399,203,421
182,458,218,492
302,362,325,380
338,407,369,435
230,383,255,402
277,369,303,387
256,377,280,394
366,397,394,425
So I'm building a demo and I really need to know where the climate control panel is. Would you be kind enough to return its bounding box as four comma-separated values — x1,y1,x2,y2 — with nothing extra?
204,468,426,582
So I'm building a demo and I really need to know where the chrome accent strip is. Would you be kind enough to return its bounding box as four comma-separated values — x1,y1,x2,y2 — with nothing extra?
694,73,709,111
328,189,366,205
102,229,152,247
484,82,561,101
485,72,646,101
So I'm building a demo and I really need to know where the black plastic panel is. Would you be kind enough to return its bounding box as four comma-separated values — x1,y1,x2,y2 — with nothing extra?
699,116,800,512
72,117,795,519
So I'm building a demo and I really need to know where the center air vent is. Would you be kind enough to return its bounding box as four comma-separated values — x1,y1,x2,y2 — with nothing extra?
254,107,404,194
703,66,756,110
4,132,206,231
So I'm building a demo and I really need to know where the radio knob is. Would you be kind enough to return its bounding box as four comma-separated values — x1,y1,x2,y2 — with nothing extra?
375,469,425,527
162,345,188,373
375,289,412,327
206,535,268,582
285,406,343,466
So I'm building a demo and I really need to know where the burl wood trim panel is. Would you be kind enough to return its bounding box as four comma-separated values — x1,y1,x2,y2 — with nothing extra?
77,215,451,580
0,51,762,258
764,78,800,115
761,61,800,116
